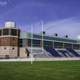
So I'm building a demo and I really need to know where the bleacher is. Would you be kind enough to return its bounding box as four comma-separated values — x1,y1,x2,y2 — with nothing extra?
45,48,62,57
66,48,80,57
26,47,80,58
27,47,53,58
57,50,73,57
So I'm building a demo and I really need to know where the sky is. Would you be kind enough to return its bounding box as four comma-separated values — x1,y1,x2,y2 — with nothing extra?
0,0,80,39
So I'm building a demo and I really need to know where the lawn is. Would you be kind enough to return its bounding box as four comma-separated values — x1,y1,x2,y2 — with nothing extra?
0,61,80,80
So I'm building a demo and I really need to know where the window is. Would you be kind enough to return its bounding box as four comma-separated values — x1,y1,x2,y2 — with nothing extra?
54,42,63,48
43,41,53,48
33,39,40,47
28,39,41,47
11,29,17,36
64,43,72,48
3,29,9,35
19,39,23,47
73,44,80,49
28,39,31,46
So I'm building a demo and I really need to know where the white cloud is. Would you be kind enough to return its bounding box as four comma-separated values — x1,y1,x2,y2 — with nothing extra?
20,17,80,39
40,17,80,38
77,35,80,40
0,1,7,6
28,17,80,39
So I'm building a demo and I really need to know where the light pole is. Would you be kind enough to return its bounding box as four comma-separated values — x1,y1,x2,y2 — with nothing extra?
30,24,34,64
41,21,44,53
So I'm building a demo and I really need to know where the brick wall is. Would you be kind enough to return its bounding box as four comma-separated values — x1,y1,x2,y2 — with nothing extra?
0,37,19,46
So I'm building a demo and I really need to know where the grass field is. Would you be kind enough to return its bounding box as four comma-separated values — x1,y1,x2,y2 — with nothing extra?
0,61,80,80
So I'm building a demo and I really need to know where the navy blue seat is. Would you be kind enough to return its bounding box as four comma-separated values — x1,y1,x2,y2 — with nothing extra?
66,48,80,57
58,50,73,57
58,50,68,57
45,48,62,57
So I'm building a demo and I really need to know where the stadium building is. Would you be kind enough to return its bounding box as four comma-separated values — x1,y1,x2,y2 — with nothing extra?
0,21,80,59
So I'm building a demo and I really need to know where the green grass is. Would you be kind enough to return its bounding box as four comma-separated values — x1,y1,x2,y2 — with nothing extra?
0,61,80,80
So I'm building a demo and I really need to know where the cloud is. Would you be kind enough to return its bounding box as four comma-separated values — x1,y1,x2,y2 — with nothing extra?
43,17,80,38
27,17,80,39
0,1,7,6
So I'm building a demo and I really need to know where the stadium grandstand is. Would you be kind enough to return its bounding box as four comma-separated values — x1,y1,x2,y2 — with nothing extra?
0,21,80,59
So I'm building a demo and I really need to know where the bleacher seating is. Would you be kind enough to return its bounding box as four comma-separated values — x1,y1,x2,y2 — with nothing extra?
27,47,53,58
75,50,80,55
66,48,80,57
26,47,80,58
45,48,62,57
58,50,73,57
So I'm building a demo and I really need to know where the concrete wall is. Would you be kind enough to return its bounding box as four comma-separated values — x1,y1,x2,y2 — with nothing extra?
19,48,27,58
0,46,18,58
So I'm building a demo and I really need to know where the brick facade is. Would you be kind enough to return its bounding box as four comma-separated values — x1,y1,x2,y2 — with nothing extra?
0,37,19,46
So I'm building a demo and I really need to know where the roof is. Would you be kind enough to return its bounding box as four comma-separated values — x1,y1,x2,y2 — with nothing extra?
20,32,80,43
